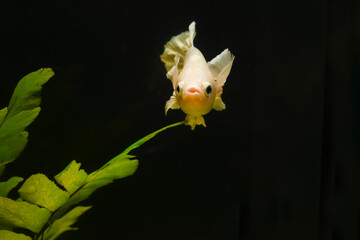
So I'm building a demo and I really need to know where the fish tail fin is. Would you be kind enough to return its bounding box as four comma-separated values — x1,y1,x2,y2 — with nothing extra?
208,49,235,111
160,21,196,76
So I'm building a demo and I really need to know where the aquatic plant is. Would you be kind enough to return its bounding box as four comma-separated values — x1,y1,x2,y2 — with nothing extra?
0,68,184,240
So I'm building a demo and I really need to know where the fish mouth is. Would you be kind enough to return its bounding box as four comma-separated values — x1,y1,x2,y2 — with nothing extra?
186,87,202,95
182,86,202,100
181,85,205,103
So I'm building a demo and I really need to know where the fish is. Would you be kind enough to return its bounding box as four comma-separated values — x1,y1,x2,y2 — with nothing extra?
160,21,234,130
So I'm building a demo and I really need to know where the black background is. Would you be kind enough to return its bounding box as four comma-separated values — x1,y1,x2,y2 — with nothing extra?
0,0,359,239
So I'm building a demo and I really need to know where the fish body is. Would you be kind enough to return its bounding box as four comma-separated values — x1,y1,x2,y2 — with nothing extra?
160,22,234,130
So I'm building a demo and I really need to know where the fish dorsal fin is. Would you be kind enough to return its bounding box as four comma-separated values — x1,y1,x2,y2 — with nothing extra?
187,21,196,47
208,49,235,89
160,21,196,75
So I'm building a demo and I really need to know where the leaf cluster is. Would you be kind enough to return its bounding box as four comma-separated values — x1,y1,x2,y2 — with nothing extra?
0,69,184,239
0,68,54,175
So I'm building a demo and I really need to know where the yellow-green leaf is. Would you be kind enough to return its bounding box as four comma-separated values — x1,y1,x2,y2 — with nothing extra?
0,196,51,233
18,174,70,212
0,107,7,125
0,68,54,168
43,206,91,240
0,177,23,197
0,230,32,240
0,132,28,166
55,160,88,195
0,108,40,140
52,156,138,220
87,154,138,182
7,68,54,119
0,108,40,167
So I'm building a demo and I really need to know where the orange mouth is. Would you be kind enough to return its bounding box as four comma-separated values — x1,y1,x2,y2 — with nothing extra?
187,87,202,95
182,87,203,103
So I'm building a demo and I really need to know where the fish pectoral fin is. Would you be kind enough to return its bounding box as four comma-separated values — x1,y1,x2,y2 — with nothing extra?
208,49,235,88
185,115,206,130
165,92,180,115
213,96,226,111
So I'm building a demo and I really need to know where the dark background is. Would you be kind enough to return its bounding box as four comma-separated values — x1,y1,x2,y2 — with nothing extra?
0,0,359,239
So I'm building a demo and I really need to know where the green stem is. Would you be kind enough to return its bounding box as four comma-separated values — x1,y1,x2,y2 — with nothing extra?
122,121,185,155
97,121,186,171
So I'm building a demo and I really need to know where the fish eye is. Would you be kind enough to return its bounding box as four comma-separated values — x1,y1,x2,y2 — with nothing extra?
206,85,212,95
176,82,184,95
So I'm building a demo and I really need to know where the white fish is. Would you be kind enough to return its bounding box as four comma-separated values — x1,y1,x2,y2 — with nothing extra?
160,21,234,130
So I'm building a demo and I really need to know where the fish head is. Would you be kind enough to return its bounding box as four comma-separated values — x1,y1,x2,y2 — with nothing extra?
175,81,216,116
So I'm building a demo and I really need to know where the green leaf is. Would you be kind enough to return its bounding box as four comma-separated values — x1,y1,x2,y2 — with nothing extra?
7,68,54,119
0,132,28,167
0,196,51,233
0,108,40,140
0,177,23,197
87,154,138,182
54,161,88,195
0,68,54,168
18,174,70,212
0,108,8,125
0,230,32,240
43,206,91,240
0,109,39,165
54,156,138,219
